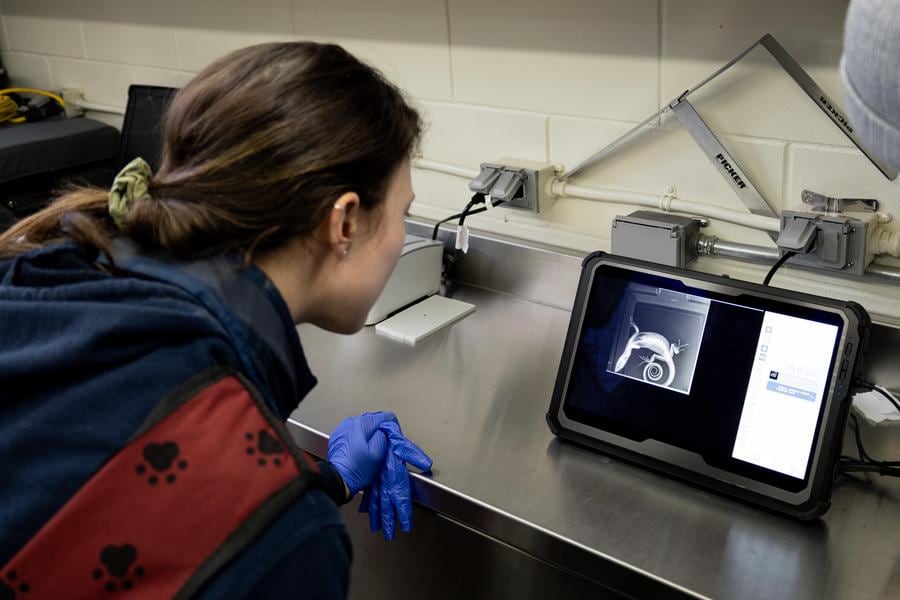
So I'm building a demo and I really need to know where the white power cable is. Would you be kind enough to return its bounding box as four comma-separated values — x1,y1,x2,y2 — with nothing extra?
78,101,126,115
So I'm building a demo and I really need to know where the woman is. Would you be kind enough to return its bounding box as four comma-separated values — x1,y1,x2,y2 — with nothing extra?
0,42,430,599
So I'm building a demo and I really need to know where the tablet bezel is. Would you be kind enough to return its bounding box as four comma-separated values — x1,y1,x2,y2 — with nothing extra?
548,252,869,519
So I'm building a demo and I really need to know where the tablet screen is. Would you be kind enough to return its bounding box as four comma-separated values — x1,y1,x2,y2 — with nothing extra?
562,264,844,492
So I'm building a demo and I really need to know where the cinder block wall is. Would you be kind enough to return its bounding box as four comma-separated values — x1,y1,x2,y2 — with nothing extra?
3,0,899,318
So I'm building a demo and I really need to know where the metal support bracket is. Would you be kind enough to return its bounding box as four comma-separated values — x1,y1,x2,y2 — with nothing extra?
561,33,898,237
668,98,776,220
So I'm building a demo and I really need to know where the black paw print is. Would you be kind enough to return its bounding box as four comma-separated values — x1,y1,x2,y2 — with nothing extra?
244,430,285,467
0,570,30,600
135,441,187,485
93,544,145,593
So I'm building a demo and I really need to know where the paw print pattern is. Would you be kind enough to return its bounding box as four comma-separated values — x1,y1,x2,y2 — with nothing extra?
135,441,187,485
93,544,145,593
244,430,285,467
0,570,30,600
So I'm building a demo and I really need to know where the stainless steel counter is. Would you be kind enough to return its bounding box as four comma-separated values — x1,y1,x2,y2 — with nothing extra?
288,223,900,600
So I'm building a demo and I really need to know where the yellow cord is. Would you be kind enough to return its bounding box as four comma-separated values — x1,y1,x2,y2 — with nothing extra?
0,95,18,123
0,87,65,124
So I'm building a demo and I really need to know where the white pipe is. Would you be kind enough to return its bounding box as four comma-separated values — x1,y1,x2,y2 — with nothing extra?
874,228,900,257
79,101,126,115
412,158,480,180
410,157,781,232
552,180,781,233
552,180,664,208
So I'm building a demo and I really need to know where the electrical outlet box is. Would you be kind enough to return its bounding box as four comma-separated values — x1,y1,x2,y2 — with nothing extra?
778,210,872,276
611,211,702,267
479,159,559,213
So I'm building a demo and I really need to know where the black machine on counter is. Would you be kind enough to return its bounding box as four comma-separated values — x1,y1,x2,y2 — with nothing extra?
1,84,176,231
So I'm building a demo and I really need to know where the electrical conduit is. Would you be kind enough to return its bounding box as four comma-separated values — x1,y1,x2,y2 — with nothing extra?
550,180,781,233
412,158,781,233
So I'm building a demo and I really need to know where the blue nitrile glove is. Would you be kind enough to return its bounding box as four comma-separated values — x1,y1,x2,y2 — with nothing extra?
327,411,397,496
359,420,433,540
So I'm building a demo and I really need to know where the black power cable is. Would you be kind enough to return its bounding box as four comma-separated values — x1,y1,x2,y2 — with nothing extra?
457,192,486,229
431,193,505,241
855,380,900,414
762,251,797,286
432,193,509,297
837,381,900,479
837,414,900,478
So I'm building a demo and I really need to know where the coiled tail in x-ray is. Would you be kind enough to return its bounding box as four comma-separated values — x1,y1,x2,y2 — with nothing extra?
613,318,687,388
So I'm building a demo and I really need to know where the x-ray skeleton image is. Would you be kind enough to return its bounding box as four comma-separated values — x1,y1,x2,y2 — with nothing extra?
607,283,710,395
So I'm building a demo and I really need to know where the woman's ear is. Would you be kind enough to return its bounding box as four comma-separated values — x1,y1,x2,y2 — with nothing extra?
327,192,361,257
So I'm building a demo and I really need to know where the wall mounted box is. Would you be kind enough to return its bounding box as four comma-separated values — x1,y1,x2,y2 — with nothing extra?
611,211,702,268
779,211,871,276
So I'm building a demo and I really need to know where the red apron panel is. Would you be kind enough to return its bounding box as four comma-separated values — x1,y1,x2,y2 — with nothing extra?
2,374,315,599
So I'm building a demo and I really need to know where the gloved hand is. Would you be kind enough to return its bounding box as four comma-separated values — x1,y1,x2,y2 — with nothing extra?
327,411,397,496
359,420,433,541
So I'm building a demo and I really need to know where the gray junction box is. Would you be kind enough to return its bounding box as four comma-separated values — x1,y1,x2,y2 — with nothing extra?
778,210,870,276
611,211,702,268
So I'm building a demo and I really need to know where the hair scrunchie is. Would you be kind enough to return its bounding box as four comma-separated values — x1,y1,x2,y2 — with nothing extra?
108,157,152,230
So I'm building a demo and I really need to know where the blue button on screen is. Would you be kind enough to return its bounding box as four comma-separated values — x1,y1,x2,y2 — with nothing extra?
766,380,816,402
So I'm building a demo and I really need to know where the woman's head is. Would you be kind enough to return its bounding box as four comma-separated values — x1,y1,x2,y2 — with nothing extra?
265,157,415,333
133,42,421,258
0,42,423,332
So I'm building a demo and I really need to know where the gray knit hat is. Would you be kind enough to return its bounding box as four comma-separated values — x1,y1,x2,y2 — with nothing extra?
842,0,900,175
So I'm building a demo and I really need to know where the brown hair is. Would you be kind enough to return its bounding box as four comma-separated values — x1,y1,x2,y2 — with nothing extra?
0,42,422,260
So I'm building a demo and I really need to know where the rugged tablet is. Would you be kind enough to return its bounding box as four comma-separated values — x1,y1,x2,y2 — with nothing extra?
548,253,870,519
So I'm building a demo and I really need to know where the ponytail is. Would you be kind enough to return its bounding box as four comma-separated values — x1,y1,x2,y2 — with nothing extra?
0,187,113,258
0,42,422,263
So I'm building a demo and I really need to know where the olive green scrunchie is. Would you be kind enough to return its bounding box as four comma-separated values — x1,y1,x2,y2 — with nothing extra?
108,157,152,230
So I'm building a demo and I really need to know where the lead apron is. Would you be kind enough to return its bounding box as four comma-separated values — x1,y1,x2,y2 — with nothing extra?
1,368,321,599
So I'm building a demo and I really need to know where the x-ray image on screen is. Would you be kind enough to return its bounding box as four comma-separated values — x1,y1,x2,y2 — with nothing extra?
606,283,711,395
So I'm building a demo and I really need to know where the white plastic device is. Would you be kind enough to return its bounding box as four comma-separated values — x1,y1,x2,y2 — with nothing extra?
375,295,476,344
365,234,443,325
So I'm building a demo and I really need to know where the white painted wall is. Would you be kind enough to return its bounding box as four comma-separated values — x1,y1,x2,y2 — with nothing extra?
3,0,900,319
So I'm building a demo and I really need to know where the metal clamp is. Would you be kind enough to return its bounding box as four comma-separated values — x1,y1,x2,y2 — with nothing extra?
801,189,878,215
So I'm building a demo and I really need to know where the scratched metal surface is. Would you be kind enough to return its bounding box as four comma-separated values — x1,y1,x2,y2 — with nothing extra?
288,224,900,600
